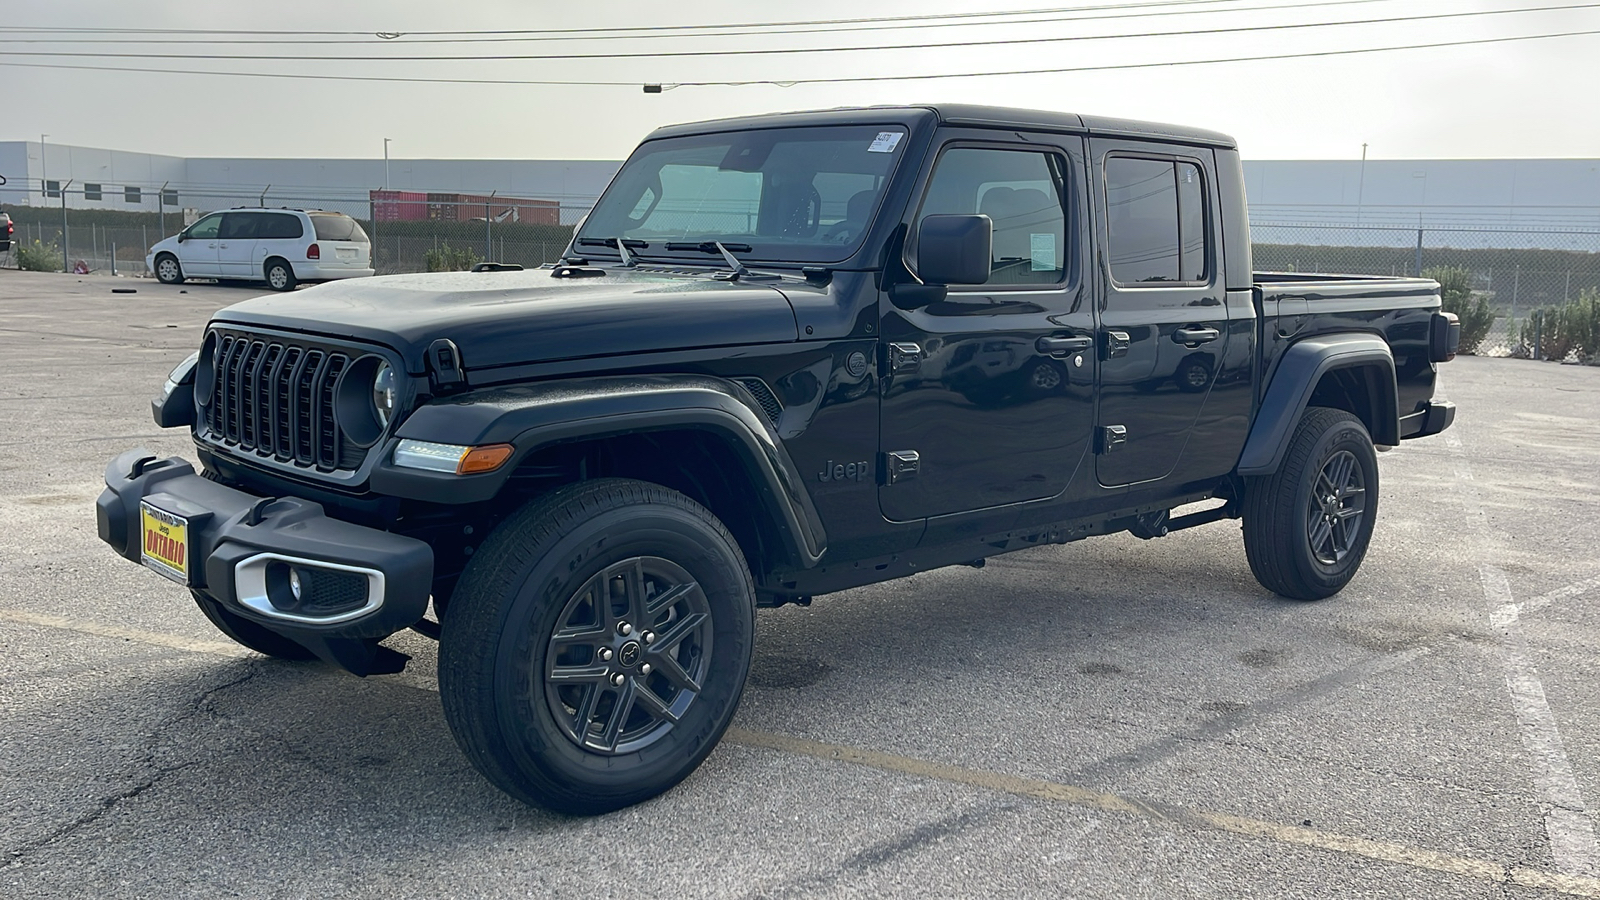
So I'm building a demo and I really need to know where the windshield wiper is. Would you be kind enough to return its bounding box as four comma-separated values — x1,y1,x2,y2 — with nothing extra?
663,241,757,280
576,237,649,267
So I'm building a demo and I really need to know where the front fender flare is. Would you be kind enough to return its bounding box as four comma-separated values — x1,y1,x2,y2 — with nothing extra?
1236,334,1398,477
372,374,826,568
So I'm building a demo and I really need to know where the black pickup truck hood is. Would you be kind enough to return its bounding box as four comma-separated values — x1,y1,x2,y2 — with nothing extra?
210,270,800,372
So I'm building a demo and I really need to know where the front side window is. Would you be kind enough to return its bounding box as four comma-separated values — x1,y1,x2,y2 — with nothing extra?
186,214,221,240
913,147,1069,286
578,125,908,264
1105,156,1209,285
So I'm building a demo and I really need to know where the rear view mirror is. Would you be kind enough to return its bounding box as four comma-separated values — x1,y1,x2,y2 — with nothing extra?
918,214,992,286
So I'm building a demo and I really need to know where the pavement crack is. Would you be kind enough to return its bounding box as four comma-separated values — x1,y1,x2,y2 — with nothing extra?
2,662,261,870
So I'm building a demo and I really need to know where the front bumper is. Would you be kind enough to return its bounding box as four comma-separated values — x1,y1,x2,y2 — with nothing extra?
96,448,433,673
1400,399,1456,439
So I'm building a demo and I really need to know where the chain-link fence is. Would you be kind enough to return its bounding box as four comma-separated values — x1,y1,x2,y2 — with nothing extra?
7,194,1599,364
1252,223,1600,359
1,188,588,278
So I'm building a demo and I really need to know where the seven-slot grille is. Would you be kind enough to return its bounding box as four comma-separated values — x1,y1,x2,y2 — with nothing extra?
203,332,359,471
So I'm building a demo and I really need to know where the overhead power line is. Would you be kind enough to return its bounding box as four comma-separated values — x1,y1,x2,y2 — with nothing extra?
4,3,1594,62
0,0,1392,38
0,26,1594,88
0,0,1402,45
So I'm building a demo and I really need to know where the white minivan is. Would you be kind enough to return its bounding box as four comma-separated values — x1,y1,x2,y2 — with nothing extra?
148,208,375,291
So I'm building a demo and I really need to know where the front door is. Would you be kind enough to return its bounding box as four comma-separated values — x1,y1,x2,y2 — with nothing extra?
176,213,222,277
879,134,1097,522
217,212,260,278
1090,141,1229,488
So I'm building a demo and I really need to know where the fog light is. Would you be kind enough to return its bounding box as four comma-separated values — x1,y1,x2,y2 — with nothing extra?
288,567,304,602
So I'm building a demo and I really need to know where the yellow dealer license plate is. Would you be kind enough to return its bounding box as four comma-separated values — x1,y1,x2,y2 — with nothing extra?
140,501,190,584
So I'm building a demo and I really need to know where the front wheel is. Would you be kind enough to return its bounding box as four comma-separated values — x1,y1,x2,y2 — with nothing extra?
154,253,184,285
1242,407,1379,600
438,478,755,814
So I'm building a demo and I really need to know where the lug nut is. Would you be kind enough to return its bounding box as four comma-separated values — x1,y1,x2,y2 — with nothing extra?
640,663,652,676
642,631,656,644
599,648,614,661
618,622,633,636
610,673,626,686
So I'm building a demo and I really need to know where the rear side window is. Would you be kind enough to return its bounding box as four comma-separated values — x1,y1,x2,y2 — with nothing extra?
257,213,304,240
310,214,369,243
1104,157,1208,285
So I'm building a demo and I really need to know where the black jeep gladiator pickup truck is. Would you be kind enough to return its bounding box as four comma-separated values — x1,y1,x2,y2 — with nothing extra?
97,105,1458,813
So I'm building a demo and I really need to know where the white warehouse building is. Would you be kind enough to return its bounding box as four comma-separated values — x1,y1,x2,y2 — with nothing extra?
3,138,1598,243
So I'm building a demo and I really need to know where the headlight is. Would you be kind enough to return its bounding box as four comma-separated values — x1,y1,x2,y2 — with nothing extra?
372,363,396,428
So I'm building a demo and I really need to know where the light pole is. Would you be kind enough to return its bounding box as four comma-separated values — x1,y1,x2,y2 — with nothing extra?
383,138,392,190
39,133,48,202
1355,142,1367,228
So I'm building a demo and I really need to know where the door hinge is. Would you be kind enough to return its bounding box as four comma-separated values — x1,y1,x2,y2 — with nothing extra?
1099,425,1128,453
882,449,921,484
887,342,923,374
1104,331,1131,360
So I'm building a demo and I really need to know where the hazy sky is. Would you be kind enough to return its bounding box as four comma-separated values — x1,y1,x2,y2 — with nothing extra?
6,0,1599,161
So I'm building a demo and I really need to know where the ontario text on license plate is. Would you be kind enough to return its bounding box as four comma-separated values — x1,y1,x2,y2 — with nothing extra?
140,502,190,584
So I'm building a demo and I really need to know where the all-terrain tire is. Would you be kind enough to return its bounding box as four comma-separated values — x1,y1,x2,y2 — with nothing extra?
191,590,317,660
1242,407,1379,600
438,478,755,814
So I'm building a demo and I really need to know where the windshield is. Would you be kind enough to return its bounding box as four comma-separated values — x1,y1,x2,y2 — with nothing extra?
578,124,909,264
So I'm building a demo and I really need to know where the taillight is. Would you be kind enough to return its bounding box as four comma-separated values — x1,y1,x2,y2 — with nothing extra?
306,243,320,260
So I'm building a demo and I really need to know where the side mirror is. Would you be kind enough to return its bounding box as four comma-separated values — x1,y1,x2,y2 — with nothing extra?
176,233,187,243
918,214,992,286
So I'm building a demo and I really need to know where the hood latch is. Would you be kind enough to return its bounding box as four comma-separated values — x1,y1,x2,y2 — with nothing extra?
427,338,468,395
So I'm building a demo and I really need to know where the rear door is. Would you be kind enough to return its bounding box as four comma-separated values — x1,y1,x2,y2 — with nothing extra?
251,212,307,276
1090,141,1229,488
176,213,222,277
878,132,1097,522
309,214,371,271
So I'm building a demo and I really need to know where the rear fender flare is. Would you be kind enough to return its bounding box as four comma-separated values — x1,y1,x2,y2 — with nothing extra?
375,374,826,567
1237,334,1398,477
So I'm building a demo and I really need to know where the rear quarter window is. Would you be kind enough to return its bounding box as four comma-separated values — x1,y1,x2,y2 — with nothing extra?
257,213,305,240
310,215,369,243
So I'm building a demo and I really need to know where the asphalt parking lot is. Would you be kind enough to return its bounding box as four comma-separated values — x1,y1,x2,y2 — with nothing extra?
4,268,1600,898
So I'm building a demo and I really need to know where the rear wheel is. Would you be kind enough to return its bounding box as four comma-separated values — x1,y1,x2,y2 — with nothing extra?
154,254,184,285
1242,407,1378,600
191,590,316,660
264,258,297,291
439,478,755,814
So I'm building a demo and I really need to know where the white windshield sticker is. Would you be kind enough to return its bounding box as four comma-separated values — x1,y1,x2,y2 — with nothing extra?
1030,233,1057,271
867,132,904,153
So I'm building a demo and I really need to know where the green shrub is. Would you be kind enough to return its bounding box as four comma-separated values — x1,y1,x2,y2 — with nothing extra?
423,243,483,272
15,240,64,272
1423,265,1495,355
1516,288,1600,361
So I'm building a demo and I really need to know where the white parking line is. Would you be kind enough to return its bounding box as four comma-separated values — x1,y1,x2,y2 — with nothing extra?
1444,425,1599,877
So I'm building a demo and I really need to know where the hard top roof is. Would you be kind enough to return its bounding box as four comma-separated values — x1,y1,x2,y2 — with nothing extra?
645,104,1236,149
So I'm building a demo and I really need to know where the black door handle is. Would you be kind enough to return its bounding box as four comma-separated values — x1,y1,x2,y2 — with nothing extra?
1037,335,1093,356
1173,326,1221,346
